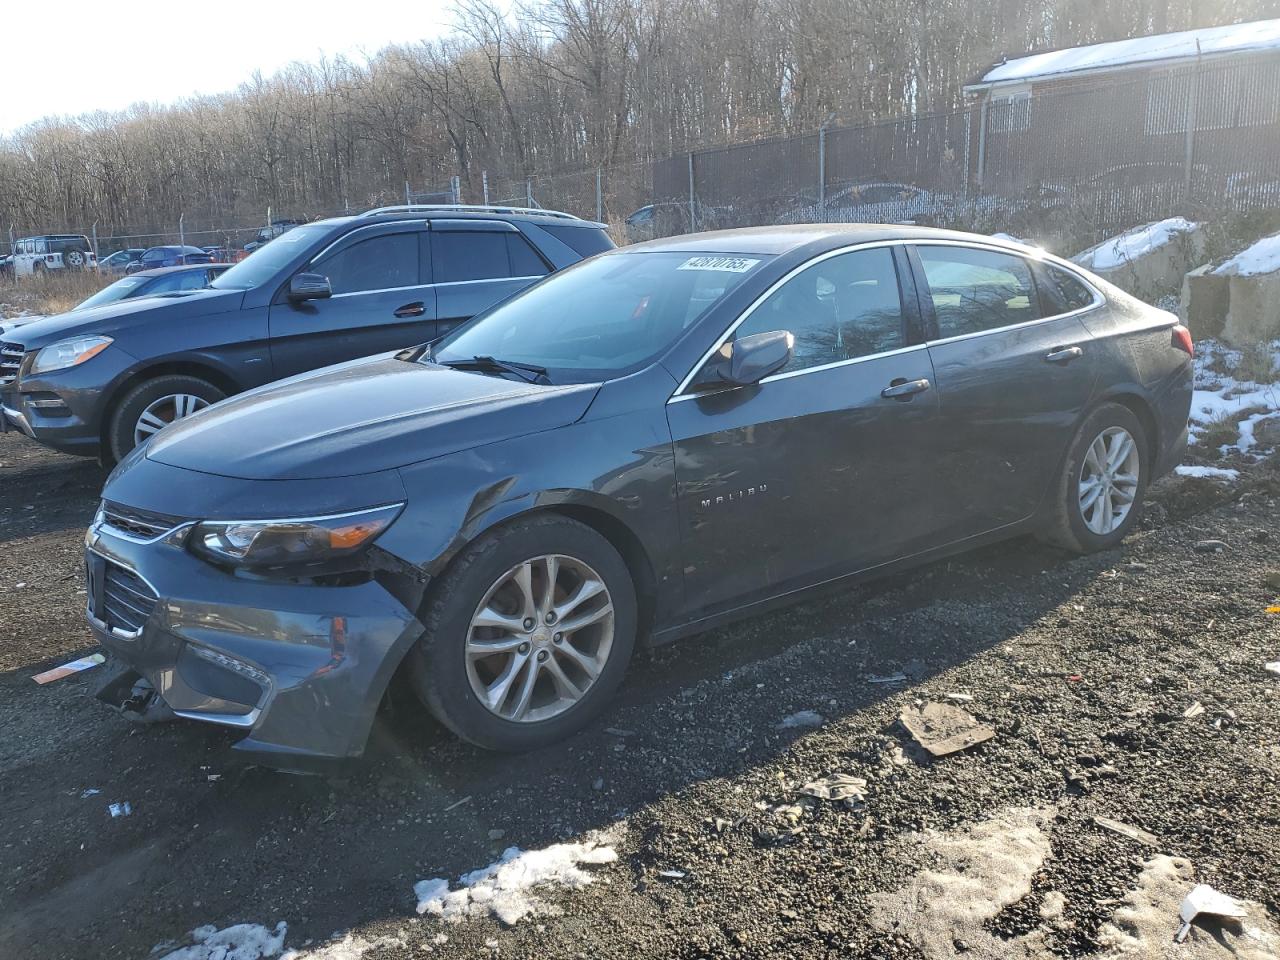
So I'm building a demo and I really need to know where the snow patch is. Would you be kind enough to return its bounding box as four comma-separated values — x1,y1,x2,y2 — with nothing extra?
156,922,287,960
1175,465,1240,481
282,932,404,959
1080,217,1197,271
981,19,1280,85
1215,233,1280,278
414,836,618,925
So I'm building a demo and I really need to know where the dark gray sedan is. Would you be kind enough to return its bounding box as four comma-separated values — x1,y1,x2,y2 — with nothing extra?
86,224,1193,770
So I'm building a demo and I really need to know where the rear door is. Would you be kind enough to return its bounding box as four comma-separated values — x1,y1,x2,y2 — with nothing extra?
430,221,551,337
910,242,1100,543
668,244,942,617
268,222,436,379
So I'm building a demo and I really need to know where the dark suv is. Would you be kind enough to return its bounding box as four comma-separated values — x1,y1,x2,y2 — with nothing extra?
0,205,613,461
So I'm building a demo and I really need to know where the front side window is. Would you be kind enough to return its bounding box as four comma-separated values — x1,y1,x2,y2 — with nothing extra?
314,232,418,295
917,245,1040,339
733,247,906,375
431,251,768,382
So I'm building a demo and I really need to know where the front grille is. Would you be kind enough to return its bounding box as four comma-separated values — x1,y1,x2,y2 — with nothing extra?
0,342,22,386
91,558,158,635
101,501,185,540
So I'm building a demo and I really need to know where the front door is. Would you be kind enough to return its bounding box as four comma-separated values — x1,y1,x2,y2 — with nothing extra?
910,243,1100,543
667,245,942,619
269,223,435,379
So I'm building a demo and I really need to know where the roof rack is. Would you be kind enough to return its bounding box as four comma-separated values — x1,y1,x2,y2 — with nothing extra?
358,204,583,221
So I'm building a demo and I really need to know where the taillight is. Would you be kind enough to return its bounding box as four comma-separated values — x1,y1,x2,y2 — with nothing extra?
1172,324,1193,356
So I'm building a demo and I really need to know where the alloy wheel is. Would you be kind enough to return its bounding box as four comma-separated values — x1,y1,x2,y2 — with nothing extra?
465,554,615,723
133,393,210,445
1078,425,1140,535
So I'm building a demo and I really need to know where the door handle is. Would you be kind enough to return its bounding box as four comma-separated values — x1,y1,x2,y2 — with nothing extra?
1045,346,1083,363
881,377,931,400
394,301,426,318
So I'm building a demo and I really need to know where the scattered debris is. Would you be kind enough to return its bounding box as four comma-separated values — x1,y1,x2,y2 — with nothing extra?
1183,701,1206,719
80,788,101,799
657,869,686,879
414,834,618,925
1265,570,1280,590
866,672,908,684
108,802,132,818
798,774,868,803
1094,816,1160,848
1125,562,1149,573
943,692,974,702
1176,884,1249,943
1264,662,1280,677
32,652,105,685
603,727,635,738
776,710,824,730
442,795,471,813
899,702,996,757
1194,539,1228,554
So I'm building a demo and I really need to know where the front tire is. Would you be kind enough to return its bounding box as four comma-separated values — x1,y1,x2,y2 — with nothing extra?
1038,402,1148,553
409,514,637,751
106,375,225,463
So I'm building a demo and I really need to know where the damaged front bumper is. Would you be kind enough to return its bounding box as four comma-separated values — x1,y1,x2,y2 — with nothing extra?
84,514,427,771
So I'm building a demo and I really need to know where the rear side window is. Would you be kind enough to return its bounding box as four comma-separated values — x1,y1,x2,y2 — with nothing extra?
316,233,418,294
1042,265,1097,314
435,232,509,282
539,224,614,257
507,234,550,277
917,245,1041,339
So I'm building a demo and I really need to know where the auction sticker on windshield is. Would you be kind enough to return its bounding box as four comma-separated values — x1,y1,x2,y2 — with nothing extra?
677,256,760,273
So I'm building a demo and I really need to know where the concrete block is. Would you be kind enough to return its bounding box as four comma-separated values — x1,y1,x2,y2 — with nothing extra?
1223,272,1280,348
1180,264,1229,340
1073,219,1205,302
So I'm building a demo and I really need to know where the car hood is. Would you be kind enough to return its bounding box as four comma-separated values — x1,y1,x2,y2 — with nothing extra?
5,288,242,348
145,357,601,480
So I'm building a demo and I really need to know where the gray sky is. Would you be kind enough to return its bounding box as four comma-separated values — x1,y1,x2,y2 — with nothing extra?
1,0,454,134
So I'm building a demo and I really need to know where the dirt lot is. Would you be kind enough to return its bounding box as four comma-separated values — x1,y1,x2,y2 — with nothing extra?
1,431,1278,960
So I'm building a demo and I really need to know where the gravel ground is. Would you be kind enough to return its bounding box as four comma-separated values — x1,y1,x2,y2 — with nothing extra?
0,431,1277,960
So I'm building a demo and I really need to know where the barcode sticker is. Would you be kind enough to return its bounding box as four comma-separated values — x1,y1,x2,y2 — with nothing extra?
677,256,760,273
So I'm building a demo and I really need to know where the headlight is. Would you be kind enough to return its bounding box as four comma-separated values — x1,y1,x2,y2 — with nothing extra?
190,503,403,568
30,336,113,375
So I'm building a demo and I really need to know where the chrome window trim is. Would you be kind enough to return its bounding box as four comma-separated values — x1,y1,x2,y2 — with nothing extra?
432,274,546,288
328,284,428,300
669,236,1108,401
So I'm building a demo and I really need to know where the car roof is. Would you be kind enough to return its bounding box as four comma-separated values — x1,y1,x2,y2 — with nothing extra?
127,264,228,278
620,223,1038,256
309,208,610,231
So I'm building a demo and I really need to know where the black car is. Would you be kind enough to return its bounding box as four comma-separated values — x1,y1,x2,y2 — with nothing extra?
86,224,1192,770
0,205,613,461
74,264,231,311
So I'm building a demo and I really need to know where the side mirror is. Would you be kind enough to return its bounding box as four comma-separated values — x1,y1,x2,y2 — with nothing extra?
692,329,794,390
288,272,332,302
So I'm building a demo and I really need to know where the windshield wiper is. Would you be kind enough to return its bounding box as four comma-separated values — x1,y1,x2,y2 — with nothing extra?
439,355,552,384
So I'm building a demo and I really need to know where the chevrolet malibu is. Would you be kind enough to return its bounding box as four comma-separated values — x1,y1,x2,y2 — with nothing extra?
86,225,1193,769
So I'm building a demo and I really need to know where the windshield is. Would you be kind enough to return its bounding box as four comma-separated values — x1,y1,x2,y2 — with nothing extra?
76,276,146,310
430,251,769,382
211,224,330,290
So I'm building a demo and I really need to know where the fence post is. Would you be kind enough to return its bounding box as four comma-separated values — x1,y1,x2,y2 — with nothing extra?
962,110,972,201
405,181,411,205
451,176,462,204
688,152,697,231
596,167,604,222
482,171,490,204
526,179,534,207
1183,54,1202,200
178,213,185,260
818,127,827,219
975,100,989,192
91,223,99,266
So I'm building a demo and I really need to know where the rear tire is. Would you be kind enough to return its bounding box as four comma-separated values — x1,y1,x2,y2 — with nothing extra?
1038,402,1148,554
106,375,225,463
409,514,636,751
